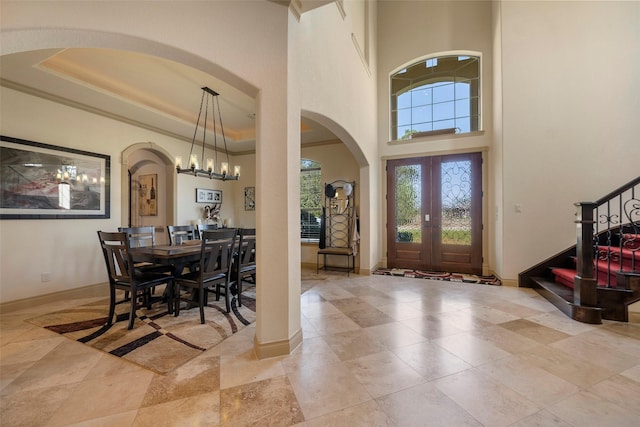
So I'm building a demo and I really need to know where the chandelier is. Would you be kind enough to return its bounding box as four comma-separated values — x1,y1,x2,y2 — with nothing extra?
175,87,240,180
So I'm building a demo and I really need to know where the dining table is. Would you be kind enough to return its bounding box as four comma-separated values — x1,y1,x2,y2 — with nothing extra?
130,241,204,278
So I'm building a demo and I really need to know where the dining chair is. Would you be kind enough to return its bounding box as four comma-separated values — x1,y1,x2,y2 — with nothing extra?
167,225,196,246
117,226,171,302
117,226,155,247
173,229,237,322
196,223,218,240
97,231,174,330
234,228,256,307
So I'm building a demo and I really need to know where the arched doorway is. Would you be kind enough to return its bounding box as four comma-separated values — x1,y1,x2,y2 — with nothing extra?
121,143,176,245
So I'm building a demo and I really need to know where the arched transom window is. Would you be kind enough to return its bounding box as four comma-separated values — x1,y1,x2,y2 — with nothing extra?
391,55,480,140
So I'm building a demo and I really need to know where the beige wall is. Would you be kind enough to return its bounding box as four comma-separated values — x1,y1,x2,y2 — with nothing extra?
376,0,639,284
497,0,640,281
298,2,379,273
376,0,494,272
300,142,360,267
1,0,378,355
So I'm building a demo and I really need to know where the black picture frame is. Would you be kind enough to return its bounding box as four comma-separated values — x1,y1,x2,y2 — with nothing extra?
0,135,111,219
196,188,222,204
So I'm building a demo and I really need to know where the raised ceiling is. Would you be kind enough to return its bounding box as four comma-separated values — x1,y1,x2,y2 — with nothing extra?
0,48,338,153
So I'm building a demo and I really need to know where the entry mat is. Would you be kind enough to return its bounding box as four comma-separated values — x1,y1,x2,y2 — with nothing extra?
373,268,502,286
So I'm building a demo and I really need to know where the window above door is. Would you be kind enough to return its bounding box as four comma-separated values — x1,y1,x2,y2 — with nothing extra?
390,54,481,141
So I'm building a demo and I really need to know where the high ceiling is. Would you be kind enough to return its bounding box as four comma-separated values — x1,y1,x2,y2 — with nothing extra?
0,48,338,154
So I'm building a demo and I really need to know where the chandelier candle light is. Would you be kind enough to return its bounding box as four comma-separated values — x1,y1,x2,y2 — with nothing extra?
175,87,240,181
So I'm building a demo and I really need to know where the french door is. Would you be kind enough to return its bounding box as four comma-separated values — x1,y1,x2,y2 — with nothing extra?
386,152,482,274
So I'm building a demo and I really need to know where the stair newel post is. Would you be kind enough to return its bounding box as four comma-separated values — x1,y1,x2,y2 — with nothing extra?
574,202,598,307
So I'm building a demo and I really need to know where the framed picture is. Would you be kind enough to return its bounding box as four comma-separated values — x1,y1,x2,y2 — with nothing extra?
244,186,255,210
0,135,110,219
138,174,157,216
196,188,222,204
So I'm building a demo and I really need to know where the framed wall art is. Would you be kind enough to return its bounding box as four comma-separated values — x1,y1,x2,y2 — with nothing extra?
244,186,255,210
0,135,110,219
196,188,222,204
138,173,157,216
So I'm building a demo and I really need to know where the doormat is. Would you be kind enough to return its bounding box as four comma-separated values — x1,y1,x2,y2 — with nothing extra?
26,293,256,375
373,268,501,286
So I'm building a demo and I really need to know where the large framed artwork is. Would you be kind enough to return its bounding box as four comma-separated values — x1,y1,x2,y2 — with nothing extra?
138,174,157,216
0,135,110,219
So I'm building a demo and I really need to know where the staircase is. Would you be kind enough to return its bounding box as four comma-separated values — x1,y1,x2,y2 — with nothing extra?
519,177,640,324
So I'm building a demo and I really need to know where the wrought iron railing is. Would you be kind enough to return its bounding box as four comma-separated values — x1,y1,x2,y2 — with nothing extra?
576,177,640,291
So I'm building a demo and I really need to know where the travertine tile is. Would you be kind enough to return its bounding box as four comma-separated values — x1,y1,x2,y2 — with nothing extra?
587,374,640,416
433,369,541,427
377,382,482,427
432,332,511,366
527,311,597,336
476,356,579,406
517,344,615,388
135,391,220,426
620,364,640,382
509,409,573,427
364,321,427,348
322,329,387,361
69,410,138,427
220,376,304,426
0,335,65,366
344,350,424,398
46,369,154,426
142,354,220,407
499,319,571,344
284,350,370,419
1,339,102,395
469,324,540,354
305,311,361,336
550,333,640,373
391,340,472,381
2,269,639,427
547,390,640,426
0,383,77,427
304,400,394,427
220,348,285,389
401,314,466,339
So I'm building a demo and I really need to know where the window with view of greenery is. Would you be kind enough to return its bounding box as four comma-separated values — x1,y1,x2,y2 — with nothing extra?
300,159,322,241
391,55,480,140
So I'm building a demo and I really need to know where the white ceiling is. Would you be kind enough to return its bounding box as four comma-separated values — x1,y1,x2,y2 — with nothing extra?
0,48,339,154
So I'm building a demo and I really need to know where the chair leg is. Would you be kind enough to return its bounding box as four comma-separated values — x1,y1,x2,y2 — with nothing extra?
174,283,181,317
127,297,136,330
224,282,231,313
166,280,174,315
106,285,116,326
237,273,242,307
199,286,205,324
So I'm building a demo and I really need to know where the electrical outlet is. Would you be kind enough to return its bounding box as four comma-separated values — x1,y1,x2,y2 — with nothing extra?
41,273,51,282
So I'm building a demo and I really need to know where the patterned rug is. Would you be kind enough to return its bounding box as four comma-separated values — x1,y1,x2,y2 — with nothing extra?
373,268,501,286
27,289,256,375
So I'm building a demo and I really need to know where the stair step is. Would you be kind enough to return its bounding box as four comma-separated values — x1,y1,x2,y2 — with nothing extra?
550,268,575,288
601,246,640,261
530,276,602,324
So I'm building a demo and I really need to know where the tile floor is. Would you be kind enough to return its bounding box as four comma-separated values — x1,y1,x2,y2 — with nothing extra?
1,270,639,426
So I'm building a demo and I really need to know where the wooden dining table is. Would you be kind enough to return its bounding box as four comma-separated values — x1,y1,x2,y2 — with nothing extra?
130,242,203,277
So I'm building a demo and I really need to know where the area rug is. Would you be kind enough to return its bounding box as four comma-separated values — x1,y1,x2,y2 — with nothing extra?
373,268,501,286
26,292,256,375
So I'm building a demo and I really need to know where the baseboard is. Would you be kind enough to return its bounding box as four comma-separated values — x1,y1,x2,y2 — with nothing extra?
254,327,303,359
0,282,109,313
491,272,517,287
